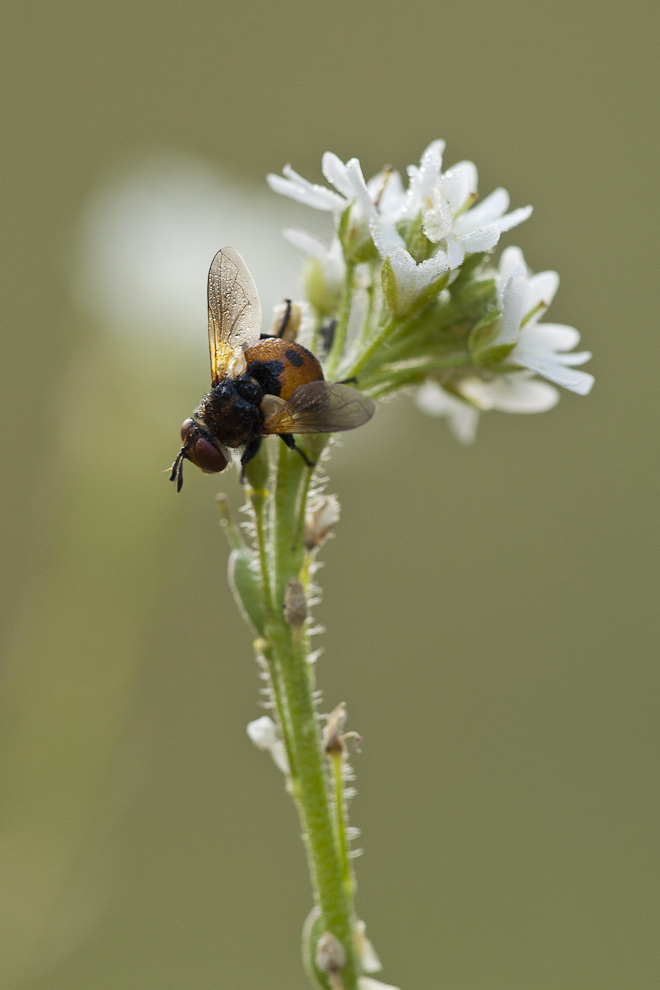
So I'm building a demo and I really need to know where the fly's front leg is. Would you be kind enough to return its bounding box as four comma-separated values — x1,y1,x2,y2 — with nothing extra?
240,437,263,483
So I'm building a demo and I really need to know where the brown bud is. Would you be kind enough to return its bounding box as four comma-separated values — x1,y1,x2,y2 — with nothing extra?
316,931,346,974
304,494,340,551
323,702,348,755
284,579,307,628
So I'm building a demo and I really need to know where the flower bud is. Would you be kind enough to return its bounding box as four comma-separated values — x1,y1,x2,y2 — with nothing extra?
246,715,289,774
316,931,346,974
323,702,347,755
228,548,265,636
304,258,343,319
270,299,302,341
304,494,340,551
284,579,307,628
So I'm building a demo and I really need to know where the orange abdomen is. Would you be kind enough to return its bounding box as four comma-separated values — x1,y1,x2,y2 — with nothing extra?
244,338,324,401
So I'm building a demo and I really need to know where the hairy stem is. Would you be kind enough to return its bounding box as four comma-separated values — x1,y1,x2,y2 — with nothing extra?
261,442,359,989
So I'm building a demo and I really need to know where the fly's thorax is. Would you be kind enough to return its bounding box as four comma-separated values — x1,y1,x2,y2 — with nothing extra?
199,376,264,448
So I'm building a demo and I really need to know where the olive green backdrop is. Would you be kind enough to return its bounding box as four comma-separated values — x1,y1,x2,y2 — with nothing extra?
1,1,658,988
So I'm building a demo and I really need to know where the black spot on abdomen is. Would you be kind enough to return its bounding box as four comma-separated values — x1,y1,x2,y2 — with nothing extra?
285,348,304,367
246,359,285,396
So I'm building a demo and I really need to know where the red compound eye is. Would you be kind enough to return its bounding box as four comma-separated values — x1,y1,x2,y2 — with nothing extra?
191,438,228,474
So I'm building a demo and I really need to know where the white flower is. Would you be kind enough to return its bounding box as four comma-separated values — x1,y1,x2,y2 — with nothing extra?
267,154,374,240
496,247,594,395
419,153,532,269
246,716,289,774
268,142,531,277
266,163,346,214
416,373,559,443
443,188,532,269
392,139,532,269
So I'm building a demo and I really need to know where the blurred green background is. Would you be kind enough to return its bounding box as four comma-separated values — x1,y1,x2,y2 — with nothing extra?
1,1,658,987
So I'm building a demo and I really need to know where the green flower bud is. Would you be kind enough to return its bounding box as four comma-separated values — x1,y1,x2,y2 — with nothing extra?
305,258,342,320
228,548,265,636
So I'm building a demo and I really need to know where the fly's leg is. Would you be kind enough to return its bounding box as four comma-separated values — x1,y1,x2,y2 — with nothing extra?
259,298,292,340
240,436,263,483
280,433,315,468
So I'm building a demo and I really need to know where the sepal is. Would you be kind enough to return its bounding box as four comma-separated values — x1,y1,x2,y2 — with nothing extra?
381,256,399,315
338,203,379,264
469,310,515,367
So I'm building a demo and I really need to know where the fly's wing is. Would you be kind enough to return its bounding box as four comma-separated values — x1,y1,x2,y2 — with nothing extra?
208,247,262,384
263,381,376,435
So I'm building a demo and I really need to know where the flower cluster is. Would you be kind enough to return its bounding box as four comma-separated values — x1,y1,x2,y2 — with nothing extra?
267,141,593,442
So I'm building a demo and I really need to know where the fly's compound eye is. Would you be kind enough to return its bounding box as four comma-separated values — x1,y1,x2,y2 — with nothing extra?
189,437,228,474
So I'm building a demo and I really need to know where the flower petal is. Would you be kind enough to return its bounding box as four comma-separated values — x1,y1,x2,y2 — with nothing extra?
459,222,501,254
247,716,290,774
496,204,533,232
445,235,465,269
246,715,278,749
322,152,355,199
457,187,509,232
415,381,479,443
442,160,478,212
345,157,375,215
358,979,403,990
374,169,405,220
283,228,329,258
514,354,595,394
405,139,445,213
267,168,345,212
460,373,560,412
370,215,405,258
497,270,527,344
387,248,448,311
524,271,559,316
355,920,382,974
498,246,527,290
522,322,581,351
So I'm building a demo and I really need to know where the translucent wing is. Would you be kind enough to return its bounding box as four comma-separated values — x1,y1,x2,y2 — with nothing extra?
263,381,376,435
208,247,262,384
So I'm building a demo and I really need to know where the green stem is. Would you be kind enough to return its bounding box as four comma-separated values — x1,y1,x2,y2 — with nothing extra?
356,272,377,351
264,442,358,989
251,493,273,612
345,314,402,381
325,262,356,379
359,352,473,395
330,751,354,898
